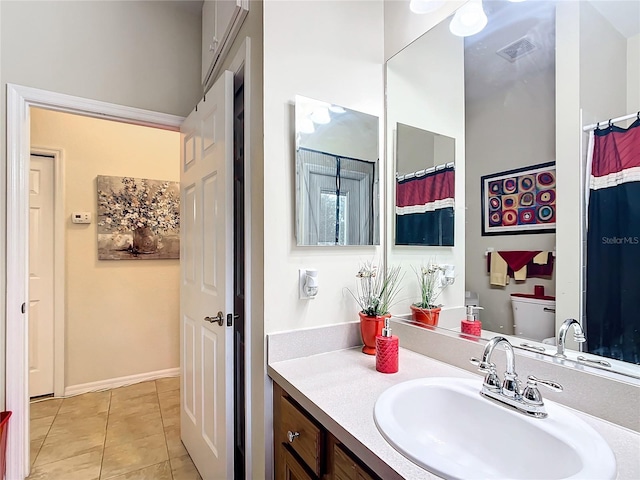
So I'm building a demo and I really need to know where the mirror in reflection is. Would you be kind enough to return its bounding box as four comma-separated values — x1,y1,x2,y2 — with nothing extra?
295,95,380,246
385,0,640,374
395,123,455,246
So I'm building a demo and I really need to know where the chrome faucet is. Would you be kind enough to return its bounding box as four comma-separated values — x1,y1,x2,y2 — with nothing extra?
556,318,586,357
471,336,562,418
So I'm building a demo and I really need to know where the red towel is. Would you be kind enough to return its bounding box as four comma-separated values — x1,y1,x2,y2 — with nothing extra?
498,251,541,272
486,252,554,279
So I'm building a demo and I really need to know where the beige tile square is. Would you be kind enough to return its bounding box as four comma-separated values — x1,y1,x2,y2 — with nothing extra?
47,411,108,438
35,428,106,467
111,381,156,401
158,389,179,410
160,402,180,429
30,437,45,467
164,425,187,459
155,376,179,393
30,415,55,441
170,454,202,480
158,389,180,429
57,391,111,417
101,461,172,480
30,398,62,420
27,447,102,480
109,392,160,418
105,410,164,447
101,432,168,479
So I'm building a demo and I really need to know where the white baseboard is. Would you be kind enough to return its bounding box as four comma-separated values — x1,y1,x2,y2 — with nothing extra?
64,367,180,397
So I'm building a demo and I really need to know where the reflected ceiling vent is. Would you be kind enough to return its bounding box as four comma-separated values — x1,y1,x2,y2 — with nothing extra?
496,36,537,62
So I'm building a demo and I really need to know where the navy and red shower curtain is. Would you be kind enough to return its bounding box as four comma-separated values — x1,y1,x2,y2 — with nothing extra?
587,118,640,364
395,166,454,246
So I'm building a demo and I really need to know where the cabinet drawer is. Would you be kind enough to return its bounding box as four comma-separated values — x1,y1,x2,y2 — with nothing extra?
280,396,323,476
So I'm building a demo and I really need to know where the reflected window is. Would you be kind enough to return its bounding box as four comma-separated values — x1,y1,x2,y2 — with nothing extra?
319,191,348,245
298,147,375,246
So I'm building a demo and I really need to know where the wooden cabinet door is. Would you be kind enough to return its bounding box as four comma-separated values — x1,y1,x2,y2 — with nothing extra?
283,446,316,480
201,0,249,86
333,443,378,480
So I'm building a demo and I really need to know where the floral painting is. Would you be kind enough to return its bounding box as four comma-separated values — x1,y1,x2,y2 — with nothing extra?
97,175,180,260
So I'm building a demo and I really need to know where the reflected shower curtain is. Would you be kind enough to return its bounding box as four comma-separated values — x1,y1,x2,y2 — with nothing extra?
395,166,455,246
586,118,640,363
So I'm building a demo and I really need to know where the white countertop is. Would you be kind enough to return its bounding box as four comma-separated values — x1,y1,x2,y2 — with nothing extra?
268,346,640,480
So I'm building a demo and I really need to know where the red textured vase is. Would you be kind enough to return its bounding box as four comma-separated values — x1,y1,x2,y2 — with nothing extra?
359,312,390,355
410,305,441,328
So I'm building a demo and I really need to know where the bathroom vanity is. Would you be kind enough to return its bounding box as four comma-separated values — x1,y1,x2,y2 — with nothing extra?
273,382,380,480
268,323,640,480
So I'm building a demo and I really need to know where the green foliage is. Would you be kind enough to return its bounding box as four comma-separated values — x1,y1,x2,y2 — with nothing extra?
413,262,445,309
348,261,404,316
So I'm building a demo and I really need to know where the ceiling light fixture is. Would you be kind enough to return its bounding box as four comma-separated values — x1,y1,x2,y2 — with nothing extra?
299,118,315,134
409,0,445,14
329,105,346,114
449,0,488,37
310,107,331,125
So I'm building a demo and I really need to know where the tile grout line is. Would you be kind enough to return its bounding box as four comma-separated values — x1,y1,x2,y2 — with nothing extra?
28,397,65,475
155,379,175,480
98,391,112,480
30,398,61,469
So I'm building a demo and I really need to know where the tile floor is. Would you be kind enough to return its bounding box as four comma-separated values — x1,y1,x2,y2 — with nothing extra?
27,377,202,480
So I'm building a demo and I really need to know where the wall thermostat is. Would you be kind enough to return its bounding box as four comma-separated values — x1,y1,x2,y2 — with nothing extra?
71,212,92,224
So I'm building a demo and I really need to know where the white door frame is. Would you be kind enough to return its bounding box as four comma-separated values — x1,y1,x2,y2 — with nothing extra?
6,83,184,480
225,37,254,479
29,146,66,398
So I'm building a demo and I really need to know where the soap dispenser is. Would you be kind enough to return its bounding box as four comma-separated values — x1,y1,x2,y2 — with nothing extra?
376,318,399,374
461,306,483,338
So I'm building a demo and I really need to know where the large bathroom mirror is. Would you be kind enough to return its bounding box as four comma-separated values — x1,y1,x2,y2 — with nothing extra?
395,123,455,246
386,0,640,377
295,95,380,246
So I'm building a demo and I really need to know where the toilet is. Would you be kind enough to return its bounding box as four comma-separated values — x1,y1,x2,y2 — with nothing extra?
510,293,556,341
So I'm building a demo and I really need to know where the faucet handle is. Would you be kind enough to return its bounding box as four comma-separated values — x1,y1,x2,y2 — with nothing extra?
470,358,500,391
470,357,495,373
527,375,563,392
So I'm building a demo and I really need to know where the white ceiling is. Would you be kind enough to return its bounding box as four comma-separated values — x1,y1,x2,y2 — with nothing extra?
464,1,556,104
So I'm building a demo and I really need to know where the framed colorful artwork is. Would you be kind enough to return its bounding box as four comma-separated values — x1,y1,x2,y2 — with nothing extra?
481,161,556,236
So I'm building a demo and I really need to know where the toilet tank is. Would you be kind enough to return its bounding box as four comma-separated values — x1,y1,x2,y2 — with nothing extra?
510,293,556,342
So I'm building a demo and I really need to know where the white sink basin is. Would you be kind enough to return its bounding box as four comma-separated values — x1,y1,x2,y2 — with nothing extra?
374,377,616,480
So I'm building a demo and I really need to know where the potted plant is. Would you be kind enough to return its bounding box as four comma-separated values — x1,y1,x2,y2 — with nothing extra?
411,262,446,327
348,261,403,355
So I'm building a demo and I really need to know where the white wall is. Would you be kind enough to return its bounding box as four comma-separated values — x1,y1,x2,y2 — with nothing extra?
30,108,181,387
262,0,385,335
579,1,628,126
0,0,202,410
465,70,556,334
628,34,640,114
555,1,582,330
385,18,466,314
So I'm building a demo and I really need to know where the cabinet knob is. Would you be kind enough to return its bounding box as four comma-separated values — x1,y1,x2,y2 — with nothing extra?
287,430,300,443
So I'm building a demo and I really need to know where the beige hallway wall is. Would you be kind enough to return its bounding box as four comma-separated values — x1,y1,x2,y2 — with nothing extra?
0,0,201,407
31,107,180,388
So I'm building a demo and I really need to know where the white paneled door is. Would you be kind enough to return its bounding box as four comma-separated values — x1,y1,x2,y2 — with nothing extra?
28,155,55,397
180,70,234,479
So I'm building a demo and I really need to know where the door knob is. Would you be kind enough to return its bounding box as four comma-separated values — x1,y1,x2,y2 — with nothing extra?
204,311,224,326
